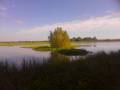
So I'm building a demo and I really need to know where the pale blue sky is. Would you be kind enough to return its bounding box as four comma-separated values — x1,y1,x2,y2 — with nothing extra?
0,0,120,41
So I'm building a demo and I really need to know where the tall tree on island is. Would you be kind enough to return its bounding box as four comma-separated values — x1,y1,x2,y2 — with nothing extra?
49,27,71,49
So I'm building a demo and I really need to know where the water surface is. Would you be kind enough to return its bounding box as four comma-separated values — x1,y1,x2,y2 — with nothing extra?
0,41,120,65
0,46,50,65
78,41,120,53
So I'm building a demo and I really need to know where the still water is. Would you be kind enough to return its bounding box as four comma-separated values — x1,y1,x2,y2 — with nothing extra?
78,41,120,53
0,46,50,65
0,41,120,65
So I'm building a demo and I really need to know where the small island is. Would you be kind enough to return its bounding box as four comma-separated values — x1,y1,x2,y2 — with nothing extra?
32,27,89,56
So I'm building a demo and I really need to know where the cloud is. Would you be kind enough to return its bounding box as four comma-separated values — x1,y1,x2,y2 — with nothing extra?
1,13,120,41
15,13,120,40
15,20,24,25
0,2,8,18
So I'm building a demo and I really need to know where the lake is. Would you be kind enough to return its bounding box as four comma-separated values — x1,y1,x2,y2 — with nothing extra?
78,41,120,53
0,41,120,65
0,46,50,66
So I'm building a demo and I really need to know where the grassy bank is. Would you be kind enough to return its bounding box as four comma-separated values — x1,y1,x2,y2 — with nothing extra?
0,41,94,48
0,41,49,47
30,41,94,52
33,46,89,56
0,51,120,90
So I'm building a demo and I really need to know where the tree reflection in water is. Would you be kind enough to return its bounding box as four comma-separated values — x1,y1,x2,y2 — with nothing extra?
48,52,70,64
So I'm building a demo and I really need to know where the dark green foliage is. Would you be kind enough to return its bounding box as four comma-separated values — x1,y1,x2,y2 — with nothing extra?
58,49,89,56
0,51,120,90
49,27,71,49
71,36,97,41
34,46,51,51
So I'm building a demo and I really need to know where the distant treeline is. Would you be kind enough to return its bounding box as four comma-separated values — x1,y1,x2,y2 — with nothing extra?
98,39,120,42
71,37,97,41
71,37,120,42
0,38,120,43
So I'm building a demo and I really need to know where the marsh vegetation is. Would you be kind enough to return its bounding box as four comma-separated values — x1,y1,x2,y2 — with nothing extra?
0,51,120,90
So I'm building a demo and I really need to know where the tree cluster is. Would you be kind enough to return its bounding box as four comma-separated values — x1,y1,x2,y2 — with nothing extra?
49,27,71,49
71,37,97,41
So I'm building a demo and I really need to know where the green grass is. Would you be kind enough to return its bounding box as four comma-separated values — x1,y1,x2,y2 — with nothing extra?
0,41,49,46
0,41,93,49
32,45,89,56
28,41,89,52
0,51,120,89
31,46,64,51
33,46,51,51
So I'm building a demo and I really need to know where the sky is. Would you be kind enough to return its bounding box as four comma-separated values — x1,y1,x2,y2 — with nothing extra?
0,0,120,41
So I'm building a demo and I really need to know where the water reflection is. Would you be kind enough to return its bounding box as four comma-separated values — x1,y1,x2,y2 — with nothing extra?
48,52,70,63
0,41,120,66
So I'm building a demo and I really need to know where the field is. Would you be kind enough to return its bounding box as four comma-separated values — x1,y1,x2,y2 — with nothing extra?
0,41,49,46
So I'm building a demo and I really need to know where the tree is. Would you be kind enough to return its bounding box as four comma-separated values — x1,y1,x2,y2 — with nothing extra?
49,27,71,49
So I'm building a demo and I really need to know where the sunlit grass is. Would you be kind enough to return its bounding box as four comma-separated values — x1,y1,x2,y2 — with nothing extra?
0,41,95,47
0,41,49,46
